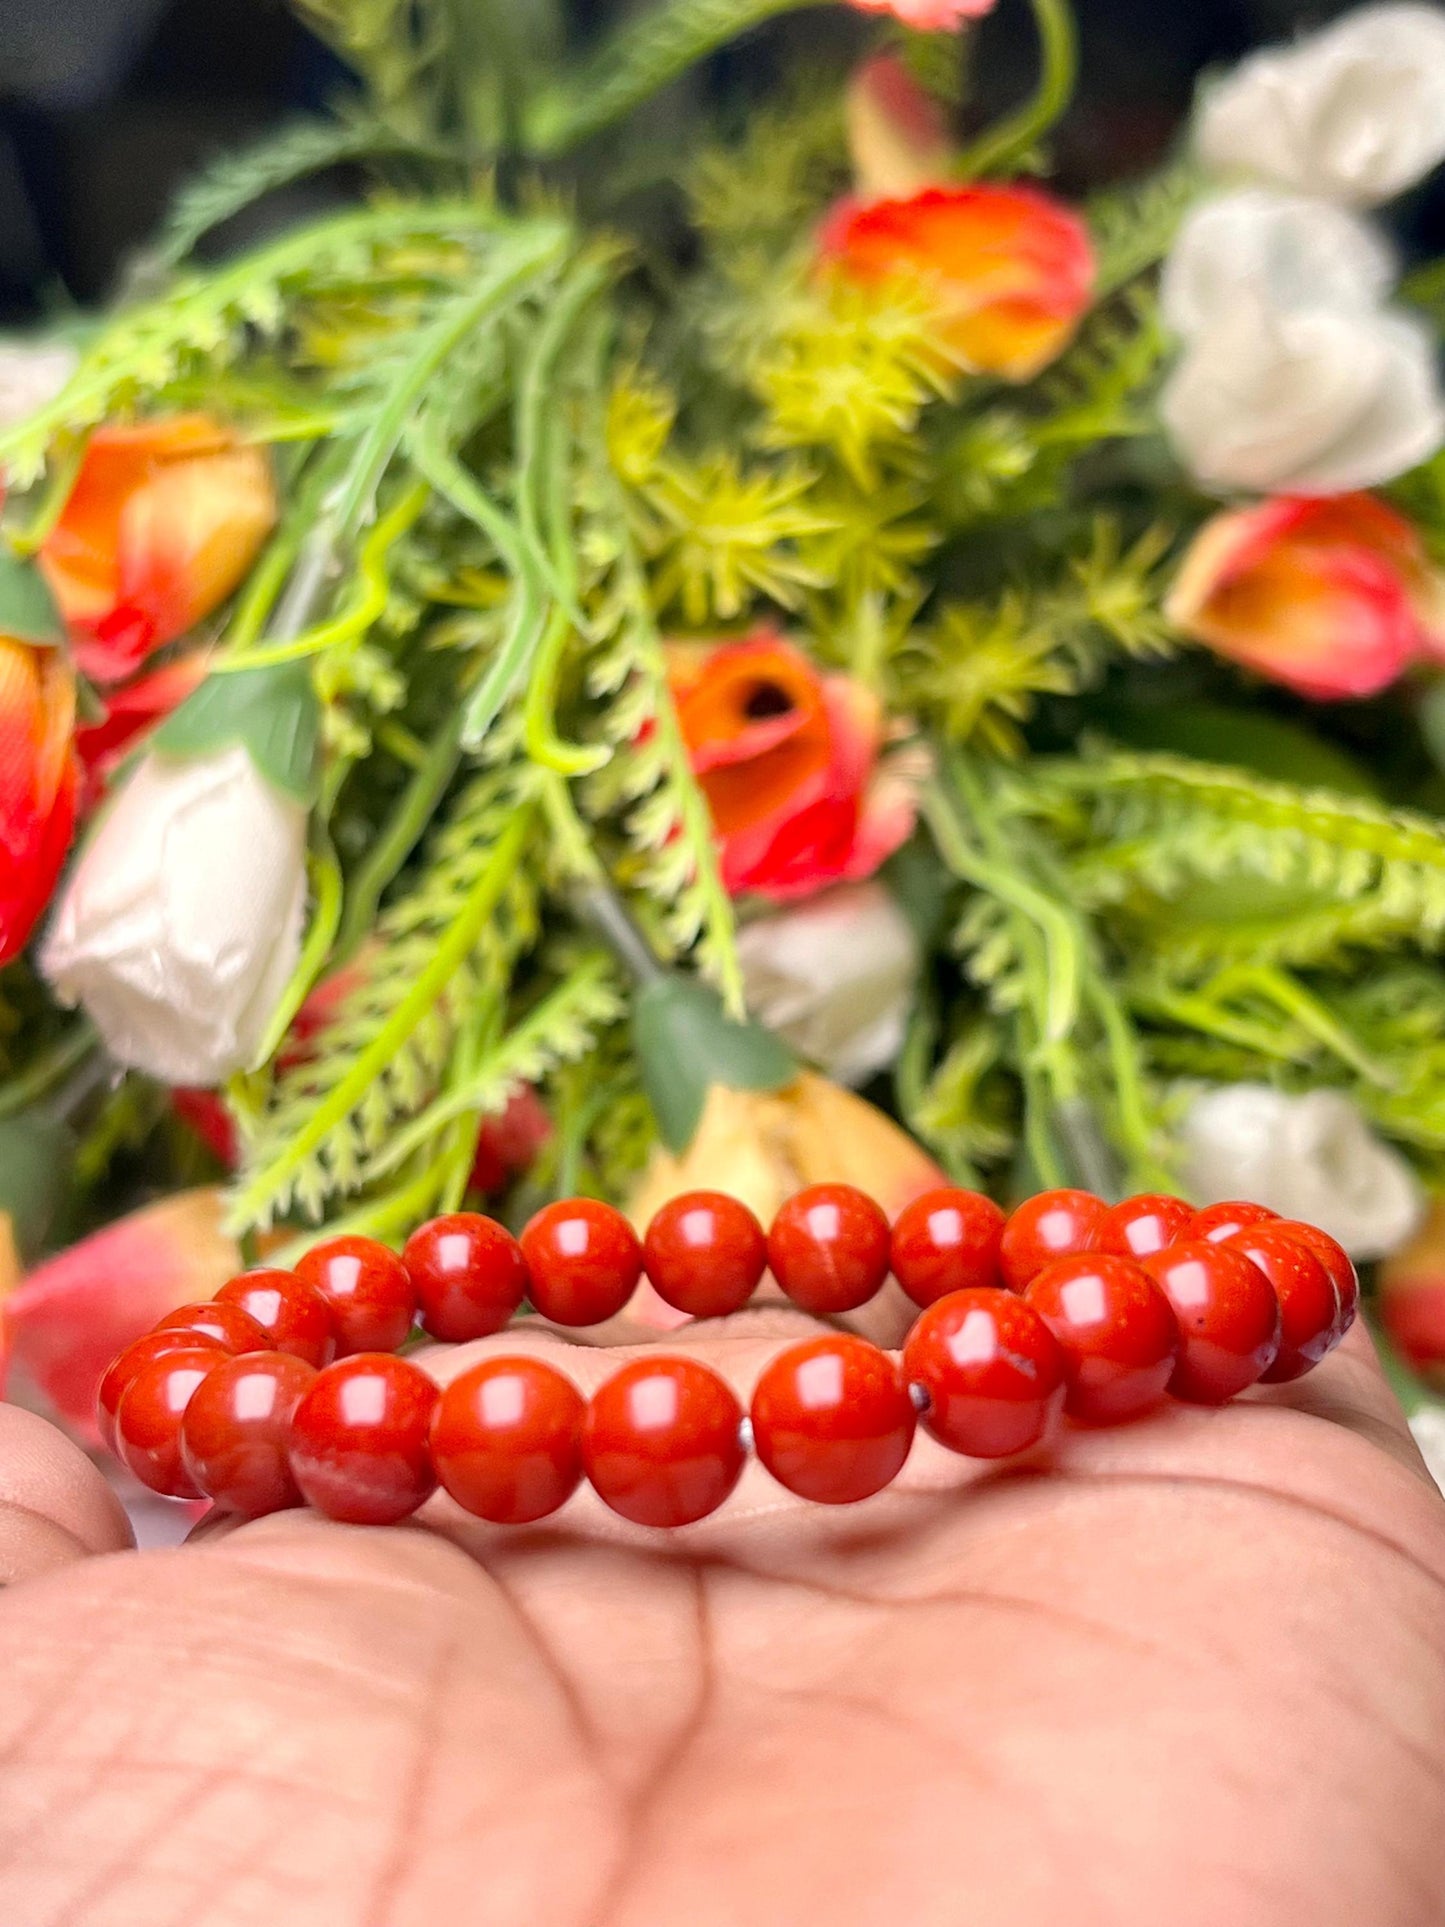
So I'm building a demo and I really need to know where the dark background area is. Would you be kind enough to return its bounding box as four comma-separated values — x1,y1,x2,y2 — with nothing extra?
0,0,1431,324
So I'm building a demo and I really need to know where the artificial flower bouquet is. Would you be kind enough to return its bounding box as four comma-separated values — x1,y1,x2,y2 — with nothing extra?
8,0,1445,1431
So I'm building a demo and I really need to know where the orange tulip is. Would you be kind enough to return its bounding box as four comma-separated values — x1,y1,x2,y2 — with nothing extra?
0,634,76,964
1167,494,1445,701
819,184,1096,381
1379,1199,1445,1390
847,54,954,202
40,416,277,684
0,1188,241,1442
670,631,920,901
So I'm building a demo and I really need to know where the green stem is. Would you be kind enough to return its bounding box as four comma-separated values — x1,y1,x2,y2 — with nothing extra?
335,709,466,961
228,802,536,1230
248,836,344,1070
0,1022,98,1121
954,0,1078,179
525,0,815,156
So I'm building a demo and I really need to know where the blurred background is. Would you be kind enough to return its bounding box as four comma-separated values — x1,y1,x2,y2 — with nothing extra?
2,0,1443,323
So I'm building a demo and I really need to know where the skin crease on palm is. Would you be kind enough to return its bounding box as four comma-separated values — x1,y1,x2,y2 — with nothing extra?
1,1280,1445,1927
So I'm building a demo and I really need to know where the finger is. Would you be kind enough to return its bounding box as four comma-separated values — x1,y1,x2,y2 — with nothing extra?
0,1404,134,1586
1241,1314,1427,1472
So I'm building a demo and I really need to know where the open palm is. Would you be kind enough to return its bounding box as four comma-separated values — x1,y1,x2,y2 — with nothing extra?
2,1306,1444,1927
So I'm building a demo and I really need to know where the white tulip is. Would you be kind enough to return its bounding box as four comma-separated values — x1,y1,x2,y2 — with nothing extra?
1180,1083,1424,1261
735,881,918,1088
1162,290,1445,495
0,341,77,430
1160,189,1395,341
1196,3,1445,208
1409,1407,1445,1492
41,743,307,1085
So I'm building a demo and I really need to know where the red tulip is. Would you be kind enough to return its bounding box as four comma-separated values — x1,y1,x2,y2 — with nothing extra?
848,0,996,27
0,634,76,964
820,183,1095,381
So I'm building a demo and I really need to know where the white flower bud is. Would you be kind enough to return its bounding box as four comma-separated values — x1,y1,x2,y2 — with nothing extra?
41,743,307,1085
1180,1083,1424,1261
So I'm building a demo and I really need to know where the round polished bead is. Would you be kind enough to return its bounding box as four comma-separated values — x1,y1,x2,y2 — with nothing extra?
1187,1200,1280,1245
902,1288,1067,1458
1097,1194,1195,1262
520,1199,643,1327
1272,1221,1359,1341
643,1191,768,1319
1025,1253,1180,1423
114,1345,225,1498
999,1190,1108,1293
766,1184,892,1316
1224,1225,1338,1382
217,1269,334,1368
403,1213,530,1343
751,1335,914,1504
890,1188,1006,1308
152,1299,270,1354
1142,1241,1281,1404
431,1357,585,1524
288,1354,439,1524
582,1357,745,1527
181,1351,317,1515
97,1329,226,1456
295,1236,417,1356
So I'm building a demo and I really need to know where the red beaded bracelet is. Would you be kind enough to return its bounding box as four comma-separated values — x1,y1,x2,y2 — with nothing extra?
97,1187,1359,1531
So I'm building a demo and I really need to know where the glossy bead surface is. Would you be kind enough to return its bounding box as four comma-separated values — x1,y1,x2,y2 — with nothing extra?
97,1329,226,1456
520,1199,643,1327
643,1191,768,1319
1142,1241,1281,1403
217,1269,334,1368
295,1236,417,1356
582,1357,744,1527
1187,1200,1280,1245
766,1184,891,1316
751,1335,914,1504
152,1299,270,1354
114,1345,224,1498
288,1354,439,1524
902,1288,1067,1458
431,1356,585,1524
1098,1194,1194,1262
181,1351,316,1515
890,1188,1006,1308
1224,1226,1338,1383
1273,1221,1359,1340
1025,1254,1179,1423
999,1190,1108,1293
403,1213,530,1343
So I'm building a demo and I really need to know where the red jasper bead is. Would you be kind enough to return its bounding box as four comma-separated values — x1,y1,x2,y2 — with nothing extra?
1097,1194,1195,1262
1187,1199,1280,1245
751,1335,915,1505
431,1356,585,1524
1224,1225,1338,1382
766,1183,892,1316
582,1356,745,1527
97,1329,226,1456
902,1288,1067,1459
890,1188,1006,1308
288,1354,439,1524
114,1345,225,1498
1272,1221,1359,1340
295,1236,417,1356
1142,1241,1281,1404
152,1299,270,1354
1025,1253,1179,1423
643,1191,768,1319
403,1213,530,1343
181,1351,317,1515
217,1269,334,1368
520,1198,643,1327
999,1189,1108,1293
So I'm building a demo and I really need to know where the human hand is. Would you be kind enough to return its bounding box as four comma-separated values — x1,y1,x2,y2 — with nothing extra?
1,1299,1443,1927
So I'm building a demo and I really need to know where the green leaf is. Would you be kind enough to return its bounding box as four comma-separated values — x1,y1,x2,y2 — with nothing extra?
0,1114,74,1260
0,549,64,647
632,975,794,1154
153,659,320,801
1107,703,1380,799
